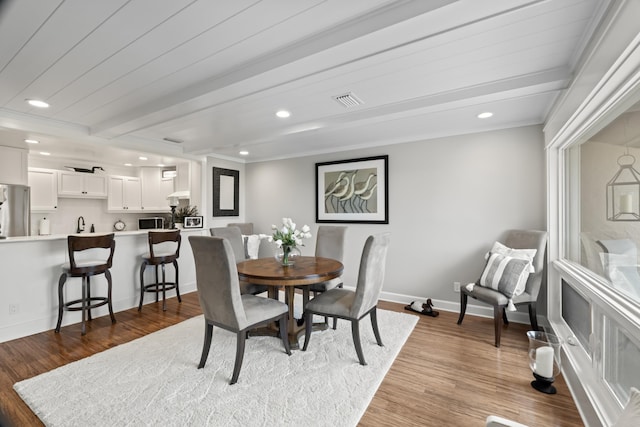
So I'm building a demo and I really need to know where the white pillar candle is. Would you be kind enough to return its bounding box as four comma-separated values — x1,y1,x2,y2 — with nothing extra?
620,194,633,213
535,346,555,378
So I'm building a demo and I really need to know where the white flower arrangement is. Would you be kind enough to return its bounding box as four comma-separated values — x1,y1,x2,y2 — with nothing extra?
268,217,312,248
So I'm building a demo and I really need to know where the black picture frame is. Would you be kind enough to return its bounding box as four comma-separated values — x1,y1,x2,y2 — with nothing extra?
316,155,388,224
213,167,239,217
183,216,203,229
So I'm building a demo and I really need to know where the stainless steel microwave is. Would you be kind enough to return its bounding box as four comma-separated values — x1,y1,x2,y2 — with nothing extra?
138,217,164,230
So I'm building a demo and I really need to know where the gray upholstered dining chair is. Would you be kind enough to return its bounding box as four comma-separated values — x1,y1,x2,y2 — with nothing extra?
457,229,548,347
210,226,268,295
189,236,291,385
227,222,254,235
299,225,347,329
302,233,390,365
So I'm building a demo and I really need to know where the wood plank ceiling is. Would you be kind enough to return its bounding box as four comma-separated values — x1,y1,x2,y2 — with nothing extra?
0,0,607,165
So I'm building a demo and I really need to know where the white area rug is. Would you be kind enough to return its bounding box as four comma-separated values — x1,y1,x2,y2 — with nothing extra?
14,309,417,427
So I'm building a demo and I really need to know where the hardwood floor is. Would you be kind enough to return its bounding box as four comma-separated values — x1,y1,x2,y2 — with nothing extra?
0,293,583,427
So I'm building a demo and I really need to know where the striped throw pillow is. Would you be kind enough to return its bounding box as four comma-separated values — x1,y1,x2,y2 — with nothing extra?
479,253,531,298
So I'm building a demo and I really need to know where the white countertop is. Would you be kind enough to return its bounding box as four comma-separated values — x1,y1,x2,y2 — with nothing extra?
0,228,204,243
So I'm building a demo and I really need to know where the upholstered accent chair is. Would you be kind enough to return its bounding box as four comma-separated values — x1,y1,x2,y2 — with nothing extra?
457,229,548,347
209,226,268,295
299,225,347,329
189,236,291,384
302,233,390,365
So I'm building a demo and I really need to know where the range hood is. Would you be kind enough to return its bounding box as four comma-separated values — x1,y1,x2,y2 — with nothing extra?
167,190,190,199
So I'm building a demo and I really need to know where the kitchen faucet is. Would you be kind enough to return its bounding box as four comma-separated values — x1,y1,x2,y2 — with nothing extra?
77,216,85,233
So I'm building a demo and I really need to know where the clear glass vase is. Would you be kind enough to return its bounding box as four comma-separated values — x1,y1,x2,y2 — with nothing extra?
274,245,301,266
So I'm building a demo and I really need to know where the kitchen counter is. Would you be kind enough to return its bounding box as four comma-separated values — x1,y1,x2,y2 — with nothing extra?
0,229,180,243
0,228,206,343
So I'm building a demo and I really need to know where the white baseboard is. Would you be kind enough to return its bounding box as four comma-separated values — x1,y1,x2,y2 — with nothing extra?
377,289,548,328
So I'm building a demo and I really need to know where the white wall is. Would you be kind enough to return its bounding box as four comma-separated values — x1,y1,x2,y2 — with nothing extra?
242,125,546,312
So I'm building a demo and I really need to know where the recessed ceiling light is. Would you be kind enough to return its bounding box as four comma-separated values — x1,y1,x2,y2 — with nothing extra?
138,156,147,160
276,110,290,118
124,163,132,167
477,112,493,119
26,99,50,108
39,151,50,156
24,139,39,144
239,150,249,156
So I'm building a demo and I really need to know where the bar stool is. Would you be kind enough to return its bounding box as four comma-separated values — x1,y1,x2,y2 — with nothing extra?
55,233,117,335
139,230,181,311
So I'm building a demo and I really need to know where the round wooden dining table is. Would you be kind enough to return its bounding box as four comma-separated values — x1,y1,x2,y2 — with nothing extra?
236,256,343,349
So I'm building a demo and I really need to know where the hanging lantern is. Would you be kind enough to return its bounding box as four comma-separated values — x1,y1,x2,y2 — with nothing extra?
607,153,640,221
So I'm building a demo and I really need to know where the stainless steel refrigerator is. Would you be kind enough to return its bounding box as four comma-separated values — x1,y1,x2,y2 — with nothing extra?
0,184,30,238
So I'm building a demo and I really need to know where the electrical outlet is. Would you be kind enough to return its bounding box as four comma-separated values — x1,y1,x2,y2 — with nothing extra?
453,282,461,292
9,304,19,315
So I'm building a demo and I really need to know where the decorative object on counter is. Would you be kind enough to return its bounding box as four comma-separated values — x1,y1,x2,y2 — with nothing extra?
183,216,203,229
90,224,95,233
175,205,198,226
168,196,179,229
606,150,640,221
527,330,562,394
64,166,105,174
39,218,50,235
268,217,311,266
113,219,126,231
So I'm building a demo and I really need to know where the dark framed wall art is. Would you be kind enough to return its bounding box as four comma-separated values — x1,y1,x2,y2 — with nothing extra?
212,167,239,217
316,155,388,224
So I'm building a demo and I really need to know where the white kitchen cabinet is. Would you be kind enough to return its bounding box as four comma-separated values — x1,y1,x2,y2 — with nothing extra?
174,162,190,192
58,171,107,198
108,175,142,212
173,161,201,210
28,168,58,211
0,146,28,185
140,167,173,212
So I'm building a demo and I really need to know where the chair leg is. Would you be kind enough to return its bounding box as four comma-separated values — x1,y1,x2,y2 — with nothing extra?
230,331,247,385
457,291,468,324
81,276,88,336
370,307,383,347
154,265,159,303
351,320,367,366
161,263,167,311
198,322,213,369
55,273,67,333
493,305,504,347
138,261,147,311
528,303,539,331
105,269,116,324
278,315,291,356
503,309,509,325
86,276,92,321
174,260,181,302
302,310,313,351
332,283,343,330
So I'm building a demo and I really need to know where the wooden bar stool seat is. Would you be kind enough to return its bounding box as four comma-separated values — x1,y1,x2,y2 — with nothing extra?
55,233,117,336
139,230,181,311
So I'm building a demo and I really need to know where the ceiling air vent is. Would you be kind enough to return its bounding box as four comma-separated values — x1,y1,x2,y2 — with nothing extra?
163,137,183,144
333,92,363,108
